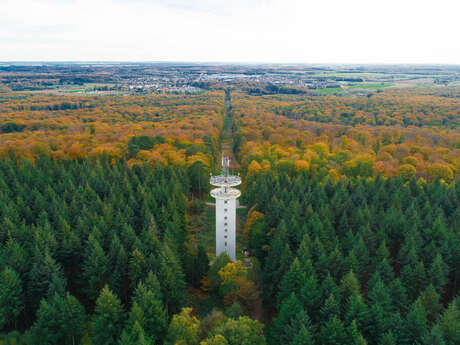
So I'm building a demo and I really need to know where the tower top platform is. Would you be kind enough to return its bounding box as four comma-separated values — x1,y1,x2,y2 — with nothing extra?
211,187,241,199
210,175,241,187
210,155,241,187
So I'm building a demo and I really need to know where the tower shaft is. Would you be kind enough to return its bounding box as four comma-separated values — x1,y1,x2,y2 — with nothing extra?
210,155,241,261
215,196,237,261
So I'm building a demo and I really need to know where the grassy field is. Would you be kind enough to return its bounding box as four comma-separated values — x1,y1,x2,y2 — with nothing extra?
348,83,394,89
315,83,393,94
312,72,386,77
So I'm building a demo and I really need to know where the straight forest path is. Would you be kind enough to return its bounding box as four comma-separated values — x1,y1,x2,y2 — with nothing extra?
220,90,263,321
221,89,241,171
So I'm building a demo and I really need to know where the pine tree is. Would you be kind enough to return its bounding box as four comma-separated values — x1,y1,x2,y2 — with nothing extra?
0,267,24,330
318,316,348,345
29,293,86,345
298,275,321,322
129,247,149,289
83,234,108,302
340,271,361,305
119,303,154,345
277,258,307,307
320,293,341,322
91,285,124,345
420,284,442,322
437,301,460,345
290,325,314,345
422,325,446,345
348,320,367,345
406,298,428,345
144,271,163,301
428,254,448,293
402,261,428,301
27,250,66,314
195,244,210,287
132,281,167,343
158,243,186,314
108,235,128,299
263,220,292,305
368,279,394,341
119,321,154,345
344,294,371,339
269,293,302,345
2,238,27,278
378,331,396,345
389,278,409,313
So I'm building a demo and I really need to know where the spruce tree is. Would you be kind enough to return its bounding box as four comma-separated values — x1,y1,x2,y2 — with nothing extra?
269,293,302,345
195,244,210,287
119,321,154,345
277,258,307,307
158,243,186,314
27,250,66,314
428,254,448,293
344,294,371,339
318,316,348,345
422,325,446,345
298,275,321,322
378,331,396,345
437,302,460,345
420,284,442,322
91,285,124,345
29,293,86,345
263,220,292,304
0,267,24,330
405,298,428,345
290,325,314,345
133,281,168,343
83,234,108,303
320,293,341,322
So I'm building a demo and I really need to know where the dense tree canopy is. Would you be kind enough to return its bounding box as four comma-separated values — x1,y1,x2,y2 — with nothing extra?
0,87,459,344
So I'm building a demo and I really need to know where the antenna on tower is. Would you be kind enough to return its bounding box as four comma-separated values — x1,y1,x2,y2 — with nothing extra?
222,154,230,177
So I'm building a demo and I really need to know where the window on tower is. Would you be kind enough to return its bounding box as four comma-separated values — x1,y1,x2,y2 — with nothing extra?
225,242,227,246
224,200,228,204
224,208,227,212
224,222,228,226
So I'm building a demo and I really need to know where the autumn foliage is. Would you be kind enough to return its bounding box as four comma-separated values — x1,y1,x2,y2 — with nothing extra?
230,90,459,181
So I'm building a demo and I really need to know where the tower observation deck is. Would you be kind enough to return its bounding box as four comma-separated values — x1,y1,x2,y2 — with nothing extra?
210,156,241,261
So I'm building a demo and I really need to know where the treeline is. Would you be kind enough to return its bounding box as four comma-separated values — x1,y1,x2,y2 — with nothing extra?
242,169,460,345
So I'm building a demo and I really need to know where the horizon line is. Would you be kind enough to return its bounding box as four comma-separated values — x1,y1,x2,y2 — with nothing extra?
1,61,460,67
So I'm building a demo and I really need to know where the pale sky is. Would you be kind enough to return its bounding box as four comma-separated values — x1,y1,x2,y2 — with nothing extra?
1,0,459,64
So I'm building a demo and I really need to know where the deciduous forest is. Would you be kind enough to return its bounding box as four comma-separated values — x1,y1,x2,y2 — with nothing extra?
0,84,459,345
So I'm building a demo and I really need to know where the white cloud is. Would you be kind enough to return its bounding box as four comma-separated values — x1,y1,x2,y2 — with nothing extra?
1,0,459,64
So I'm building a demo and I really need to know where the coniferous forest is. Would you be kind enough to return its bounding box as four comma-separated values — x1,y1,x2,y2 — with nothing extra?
0,80,459,345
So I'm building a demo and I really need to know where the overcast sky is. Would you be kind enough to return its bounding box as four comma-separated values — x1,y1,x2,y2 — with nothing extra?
1,0,459,64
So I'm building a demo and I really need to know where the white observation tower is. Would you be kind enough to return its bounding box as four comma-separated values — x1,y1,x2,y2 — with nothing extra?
210,155,241,261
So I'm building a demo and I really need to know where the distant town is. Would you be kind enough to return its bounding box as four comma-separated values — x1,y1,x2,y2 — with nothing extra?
1,62,459,96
